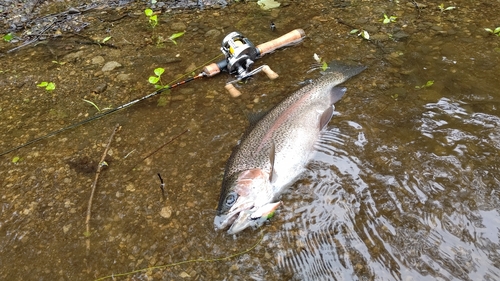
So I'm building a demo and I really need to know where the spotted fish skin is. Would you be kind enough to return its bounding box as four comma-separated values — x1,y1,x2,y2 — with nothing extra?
215,62,366,234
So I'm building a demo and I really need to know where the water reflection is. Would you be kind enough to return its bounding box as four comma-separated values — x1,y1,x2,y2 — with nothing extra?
274,98,500,280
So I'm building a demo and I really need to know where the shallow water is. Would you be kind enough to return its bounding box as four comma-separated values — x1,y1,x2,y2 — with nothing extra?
1,0,499,280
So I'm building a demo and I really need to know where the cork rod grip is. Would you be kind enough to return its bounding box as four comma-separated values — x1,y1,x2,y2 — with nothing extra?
257,29,305,56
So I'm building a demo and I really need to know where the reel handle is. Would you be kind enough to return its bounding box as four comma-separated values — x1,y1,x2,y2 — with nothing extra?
262,65,278,80
257,29,305,56
224,83,242,98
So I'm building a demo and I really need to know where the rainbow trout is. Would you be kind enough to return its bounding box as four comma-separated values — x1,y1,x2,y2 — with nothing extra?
214,62,366,234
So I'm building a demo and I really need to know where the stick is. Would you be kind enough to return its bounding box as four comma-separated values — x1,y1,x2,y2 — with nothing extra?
85,124,120,253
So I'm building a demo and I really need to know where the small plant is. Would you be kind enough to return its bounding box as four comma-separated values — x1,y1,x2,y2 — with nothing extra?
168,31,185,45
12,156,21,163
83,99,101,112
3,33,13,42
350,29,370,40
380,14,397,24
313,53,328,71
144,8,158,28
415,80,434,89
82,99,112,112
438,3,456,13
149,67,169,89
96,36,112,47
101,36,112,43
37,81,56,91
484,27,500,36
51,60,66,65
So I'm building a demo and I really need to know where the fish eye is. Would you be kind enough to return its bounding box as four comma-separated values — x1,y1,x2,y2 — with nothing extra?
225,192,237,207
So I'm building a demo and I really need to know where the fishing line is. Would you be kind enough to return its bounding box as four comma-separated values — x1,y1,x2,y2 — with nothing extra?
0,54,223,157
93,231,265,281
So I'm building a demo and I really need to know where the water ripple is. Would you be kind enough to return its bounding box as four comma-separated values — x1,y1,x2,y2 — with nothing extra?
271,100,500,280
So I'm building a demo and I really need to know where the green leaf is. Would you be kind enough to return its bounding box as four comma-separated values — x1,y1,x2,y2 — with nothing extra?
361,30,370,40
350,29,359,34
494,27,500,34
149,15,158,28
102,36,112,43
444,6,456,11
425,80,434,87
169,31,185,41
37,82,48,87
145,8,153,17
383,18,390,24
82,99,101,112
154,67,164,76
46,82,55,91
149,76,160,84
3,33,13,42
12,156,20,163
485,28,493,33
321,61,328,71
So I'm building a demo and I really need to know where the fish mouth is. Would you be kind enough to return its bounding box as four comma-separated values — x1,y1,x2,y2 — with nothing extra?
214,210,253,235
213,209,248,233
214,202,282,234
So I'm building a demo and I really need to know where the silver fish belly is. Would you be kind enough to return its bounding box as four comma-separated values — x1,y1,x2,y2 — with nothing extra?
215,62,366,234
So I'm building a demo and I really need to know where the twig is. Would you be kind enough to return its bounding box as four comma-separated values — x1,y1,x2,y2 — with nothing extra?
85,124,120,253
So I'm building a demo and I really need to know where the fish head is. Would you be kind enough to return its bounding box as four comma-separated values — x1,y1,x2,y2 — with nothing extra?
214,168,277,234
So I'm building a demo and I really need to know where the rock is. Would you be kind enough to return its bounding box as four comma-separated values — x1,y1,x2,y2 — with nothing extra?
393,31,410,41
363,25,379,33
63,50,84,62
92,83,107,94
370,34,389,41
160,206,172,218
102,61,122,72
205,29,221,38
116,73,130,81
171,22,186,31
63,224,71,234
91,56,105,65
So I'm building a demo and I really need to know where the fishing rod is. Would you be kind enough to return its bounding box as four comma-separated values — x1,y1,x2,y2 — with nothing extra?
0,29,306,157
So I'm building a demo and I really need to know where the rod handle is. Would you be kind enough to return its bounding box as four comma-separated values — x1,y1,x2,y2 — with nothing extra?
257,29,306,56
225,83,242,97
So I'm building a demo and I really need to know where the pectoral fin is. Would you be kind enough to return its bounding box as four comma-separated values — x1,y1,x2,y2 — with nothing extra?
320,87,347,130
320,106,334,130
